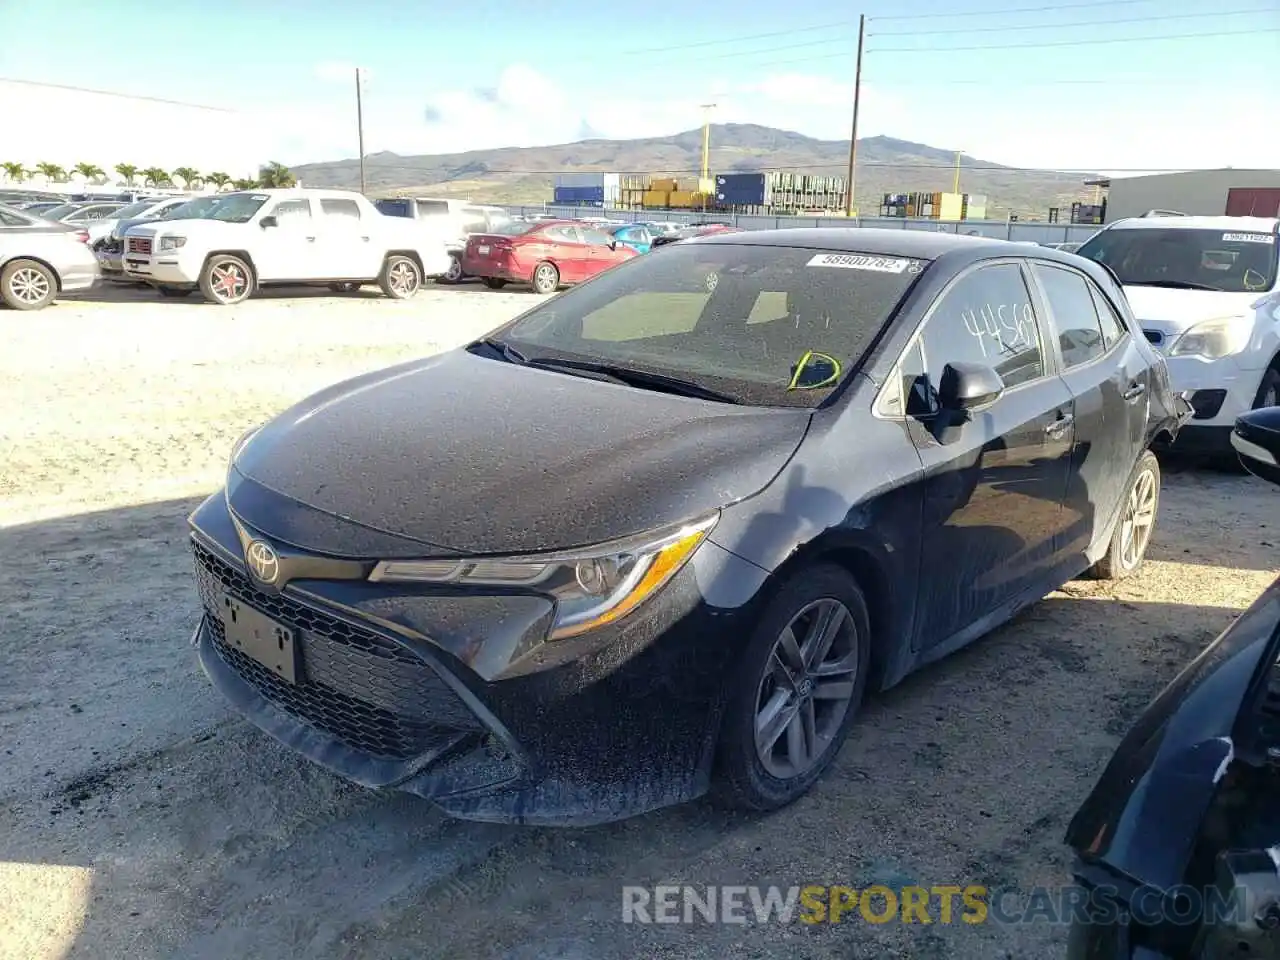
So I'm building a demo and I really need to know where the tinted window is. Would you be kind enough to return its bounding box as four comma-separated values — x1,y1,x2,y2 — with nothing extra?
1035,264,1106,369
111,199,158,219
1078,227,1278,294
582,228,614,246
503,244,927,408
374,199,411,218
320,198,361,219
1089,285,1127,349
921,263,1044,389
542,225,580,244
415,200,449,216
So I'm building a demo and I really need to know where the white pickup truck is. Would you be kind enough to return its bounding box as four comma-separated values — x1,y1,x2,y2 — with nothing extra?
121,188,453,304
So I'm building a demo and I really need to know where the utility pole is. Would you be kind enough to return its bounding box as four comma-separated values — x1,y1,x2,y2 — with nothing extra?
355,67,366,195
844,14,865,218
699,103,716,214
953,149,963,194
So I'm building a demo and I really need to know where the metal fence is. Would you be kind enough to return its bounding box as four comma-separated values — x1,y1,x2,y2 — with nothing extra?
497,204,1103,245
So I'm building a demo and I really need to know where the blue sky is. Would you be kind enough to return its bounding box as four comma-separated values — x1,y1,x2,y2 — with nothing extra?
2,0,1275,172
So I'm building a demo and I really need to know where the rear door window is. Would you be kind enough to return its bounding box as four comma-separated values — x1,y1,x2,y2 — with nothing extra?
542,225,582,244
415,200,450,216
1034,263,1107,369
320,198,361,220
1087,284,1128,349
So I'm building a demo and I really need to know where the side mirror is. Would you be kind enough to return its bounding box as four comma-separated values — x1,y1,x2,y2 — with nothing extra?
938,361,1005,413
259,215,278,229
1232,407,1280,487
608,240,617,250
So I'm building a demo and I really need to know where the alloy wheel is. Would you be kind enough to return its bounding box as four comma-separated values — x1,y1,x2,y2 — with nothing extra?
445,257,463,283
1119,468,1157,569
389,260,419,296
534,263,557,293
8,267,51,306
211,262,248,302
754,598,860,780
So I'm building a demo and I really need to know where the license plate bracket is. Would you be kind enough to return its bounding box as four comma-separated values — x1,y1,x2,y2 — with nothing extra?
477,244,490,255
218,592,298,684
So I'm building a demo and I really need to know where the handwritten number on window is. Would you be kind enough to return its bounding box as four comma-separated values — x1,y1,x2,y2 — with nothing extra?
961,302,1035,358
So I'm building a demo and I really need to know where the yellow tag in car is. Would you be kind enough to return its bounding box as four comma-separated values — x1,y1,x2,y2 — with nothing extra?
787,351,842,390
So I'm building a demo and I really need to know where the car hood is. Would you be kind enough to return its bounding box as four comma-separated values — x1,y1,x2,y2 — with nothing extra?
229,348,811,558
1124,285,1261,339
1065,577,1280,890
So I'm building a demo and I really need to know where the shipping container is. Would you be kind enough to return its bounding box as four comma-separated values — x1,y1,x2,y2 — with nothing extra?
1226,187,1280,217
553,185,606,205
643,190,670,207
1070,201,1105,225
668,190,696,208
965,195,988,220
555,172,606,188
650,178,678,192
715,173,767,207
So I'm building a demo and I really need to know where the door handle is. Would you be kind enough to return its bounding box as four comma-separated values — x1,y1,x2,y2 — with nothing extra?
305,236,316,242
360,236,370,242
1123,382,1146,402
1045,413,1074,437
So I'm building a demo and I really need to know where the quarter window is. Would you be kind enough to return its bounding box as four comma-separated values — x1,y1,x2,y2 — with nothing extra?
1088,284,1127,349
1034,264,1106,369
920,263,1045,391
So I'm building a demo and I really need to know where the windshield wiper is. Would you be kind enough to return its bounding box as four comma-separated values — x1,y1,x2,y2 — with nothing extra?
1126,279,1223,292
523,356,741,403
474,337,529,364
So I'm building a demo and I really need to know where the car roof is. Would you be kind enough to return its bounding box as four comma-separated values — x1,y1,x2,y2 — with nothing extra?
1105,215,1279,232
696,226,1094,260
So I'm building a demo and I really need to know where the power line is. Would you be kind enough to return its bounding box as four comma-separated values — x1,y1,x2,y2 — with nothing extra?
871,0,1161,21
868,26,1277,53
0,76,232,112
868,8,1265,36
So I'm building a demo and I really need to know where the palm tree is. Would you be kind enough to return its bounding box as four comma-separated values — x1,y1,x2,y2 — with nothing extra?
140,167,172,188
1,162,27,183
204,172,232,192
34,162,67,183
73,162,106,185
232,178,261,190
171,167,202,190
257,161,296,188
115,163,139,187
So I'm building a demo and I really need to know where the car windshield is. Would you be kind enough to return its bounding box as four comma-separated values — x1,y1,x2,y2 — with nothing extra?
500,243,927,407
160,196,220,219
41,204,83,220
1078,226,1278,293
111,199,159,219
184,193,270,223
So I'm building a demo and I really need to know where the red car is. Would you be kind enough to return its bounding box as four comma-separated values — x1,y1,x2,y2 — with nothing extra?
462,219,637,294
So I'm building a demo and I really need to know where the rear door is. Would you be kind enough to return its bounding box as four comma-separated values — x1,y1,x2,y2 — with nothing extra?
905,260,1076,651
1029,261,1147,559
538,224,589,282
318,197,380,278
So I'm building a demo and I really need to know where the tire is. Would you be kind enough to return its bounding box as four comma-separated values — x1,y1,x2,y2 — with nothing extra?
157,286,193,298
531,261,559,295
198,254,254,305
328,282,360,293
712,564,871,812
436,255,464,285
482,277,507,290
1090,449,1161,581
1253,364,1280,411
378,255,422,299
1,259,57,310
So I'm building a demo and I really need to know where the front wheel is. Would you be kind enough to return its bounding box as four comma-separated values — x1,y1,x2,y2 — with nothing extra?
1,259,57,310
436,255,464,284
531,261,559,295
712,564,871,812
481,277,507,290
378,255,422,299
198,255,254,305
1090,449,1161,580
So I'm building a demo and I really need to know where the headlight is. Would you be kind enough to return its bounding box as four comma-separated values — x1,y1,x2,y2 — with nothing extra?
1167,316,1251,360
369,514,719,639
158,236,187,252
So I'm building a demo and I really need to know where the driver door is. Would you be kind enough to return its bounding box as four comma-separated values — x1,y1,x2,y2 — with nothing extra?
254,198,324,281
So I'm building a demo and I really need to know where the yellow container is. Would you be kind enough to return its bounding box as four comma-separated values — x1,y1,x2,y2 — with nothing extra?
650,178,678,192
643,190,670,207
668,190,695,208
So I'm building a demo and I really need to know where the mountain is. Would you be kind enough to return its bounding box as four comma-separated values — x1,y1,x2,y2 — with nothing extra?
290,123,1099,219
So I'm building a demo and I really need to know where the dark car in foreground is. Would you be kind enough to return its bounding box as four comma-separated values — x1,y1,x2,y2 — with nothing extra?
1064,404,1280,959
188,228,1187,824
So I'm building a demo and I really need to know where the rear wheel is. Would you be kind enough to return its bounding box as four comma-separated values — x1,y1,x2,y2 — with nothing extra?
713,564,870,812
1,259,57,310
481,277,507,290
531,261,559,295
1090,450,1161,580
198,255,253,305
378,256,422,299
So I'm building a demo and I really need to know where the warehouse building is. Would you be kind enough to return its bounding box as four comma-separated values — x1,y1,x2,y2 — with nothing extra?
1100,169,1280,222
0,79,261,189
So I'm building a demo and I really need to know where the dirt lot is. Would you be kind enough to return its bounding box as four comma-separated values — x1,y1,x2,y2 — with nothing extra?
1,283,1277,960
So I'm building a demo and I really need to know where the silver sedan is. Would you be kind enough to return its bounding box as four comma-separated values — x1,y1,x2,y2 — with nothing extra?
0,203,99,310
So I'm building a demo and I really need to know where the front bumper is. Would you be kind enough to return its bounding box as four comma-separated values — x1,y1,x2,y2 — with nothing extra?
188,492,768,824
1162,354,1261,429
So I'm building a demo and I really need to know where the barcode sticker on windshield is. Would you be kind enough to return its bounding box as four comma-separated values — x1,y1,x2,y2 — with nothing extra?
807,253,910,273
1223,232,1274,244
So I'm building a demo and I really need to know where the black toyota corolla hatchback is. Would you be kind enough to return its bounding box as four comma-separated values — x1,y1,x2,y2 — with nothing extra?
189,229,1188,825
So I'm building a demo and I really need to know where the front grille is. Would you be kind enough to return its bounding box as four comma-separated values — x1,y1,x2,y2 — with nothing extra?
127,236,152,255
193,541,482,760
1143,329,1164,346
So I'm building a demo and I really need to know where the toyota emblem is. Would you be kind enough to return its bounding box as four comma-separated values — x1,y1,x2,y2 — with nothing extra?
245,540,280,584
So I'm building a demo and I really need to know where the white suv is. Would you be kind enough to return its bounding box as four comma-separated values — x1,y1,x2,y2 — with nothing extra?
122,188,452,304
1076,215,1280,453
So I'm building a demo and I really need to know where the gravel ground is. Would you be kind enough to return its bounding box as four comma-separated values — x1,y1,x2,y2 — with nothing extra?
1,283,1277,960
